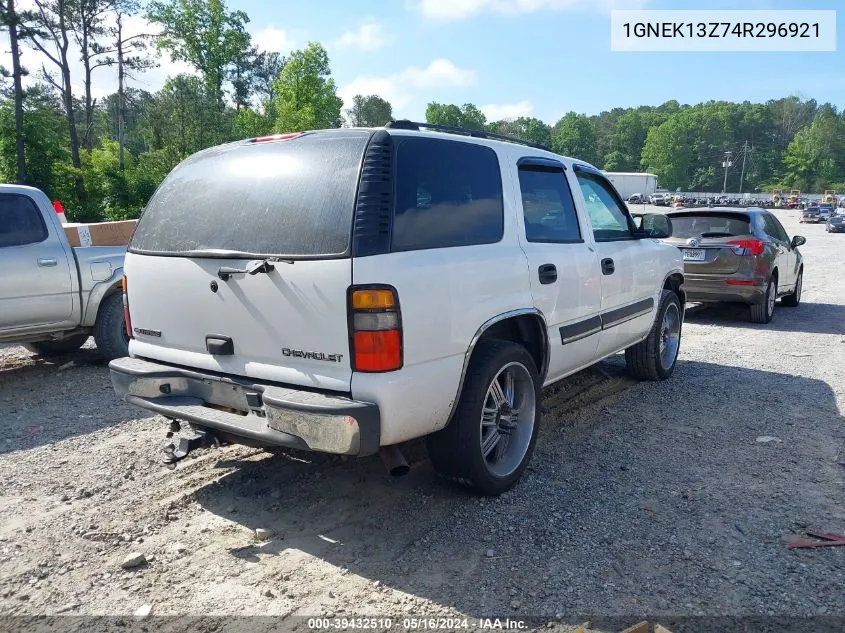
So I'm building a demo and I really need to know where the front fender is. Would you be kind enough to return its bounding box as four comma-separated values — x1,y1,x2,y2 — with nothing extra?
81,266,124,327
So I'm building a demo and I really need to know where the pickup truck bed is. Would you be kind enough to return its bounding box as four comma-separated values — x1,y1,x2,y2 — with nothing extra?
0,184,130,360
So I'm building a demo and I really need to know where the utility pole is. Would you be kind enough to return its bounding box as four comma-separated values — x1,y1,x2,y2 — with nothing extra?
739,141,749,194
722,151,733,194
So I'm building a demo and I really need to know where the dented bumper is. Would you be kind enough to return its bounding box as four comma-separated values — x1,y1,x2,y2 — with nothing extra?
109,357,380,456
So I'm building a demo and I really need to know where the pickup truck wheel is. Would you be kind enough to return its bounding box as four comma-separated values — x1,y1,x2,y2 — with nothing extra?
624,289,682,381
22,333,89,356
94,292,130,361
427,340,540,496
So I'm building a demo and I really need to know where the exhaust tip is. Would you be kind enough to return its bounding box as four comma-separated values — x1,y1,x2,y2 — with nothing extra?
380,445,410,477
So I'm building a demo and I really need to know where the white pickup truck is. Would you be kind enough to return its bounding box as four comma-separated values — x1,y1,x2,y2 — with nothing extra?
0,184,129,360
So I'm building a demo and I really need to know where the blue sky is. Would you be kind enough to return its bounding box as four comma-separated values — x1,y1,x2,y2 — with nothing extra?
5,0,844,124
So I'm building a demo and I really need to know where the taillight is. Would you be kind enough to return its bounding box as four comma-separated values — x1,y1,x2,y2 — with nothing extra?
122,276,133,339
727,239,765,256
349,286,402,372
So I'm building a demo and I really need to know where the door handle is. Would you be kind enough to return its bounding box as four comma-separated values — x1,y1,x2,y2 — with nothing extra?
601,258,615,275
538,263,557,285
37,258,58,267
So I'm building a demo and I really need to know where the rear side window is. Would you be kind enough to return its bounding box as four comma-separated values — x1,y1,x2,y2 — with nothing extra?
391,137,503,252
130,131,371,257
669,213,752,239
762,214,790,242
518,166,581,243
0,194,48,248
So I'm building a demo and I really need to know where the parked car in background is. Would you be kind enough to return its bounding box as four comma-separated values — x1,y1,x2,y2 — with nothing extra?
662,208,805,324
0,185,130,359
800,206,820,223
649,193,668,206
109,122,686,496
628,193,645,204
827,213,845,233
818,204,834,222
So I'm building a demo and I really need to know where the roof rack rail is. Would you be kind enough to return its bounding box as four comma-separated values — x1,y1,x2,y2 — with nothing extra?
384,119,551,152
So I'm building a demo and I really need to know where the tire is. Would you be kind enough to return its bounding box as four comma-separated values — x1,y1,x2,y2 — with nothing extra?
427,339,541,496
624,289,682,381
781,268,802,307
93,292,130,361
750,276,777,324
23,333,89,357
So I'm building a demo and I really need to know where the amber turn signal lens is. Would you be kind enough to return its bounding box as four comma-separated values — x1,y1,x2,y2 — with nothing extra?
351,289,396,310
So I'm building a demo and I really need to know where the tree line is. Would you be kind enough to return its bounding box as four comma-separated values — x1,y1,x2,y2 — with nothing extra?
1,0,843,223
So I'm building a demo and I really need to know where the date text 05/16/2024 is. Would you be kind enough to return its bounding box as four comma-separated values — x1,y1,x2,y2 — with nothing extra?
306,618,527,630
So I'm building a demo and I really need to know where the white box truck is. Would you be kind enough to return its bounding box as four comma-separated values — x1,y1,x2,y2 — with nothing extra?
605,172,658,201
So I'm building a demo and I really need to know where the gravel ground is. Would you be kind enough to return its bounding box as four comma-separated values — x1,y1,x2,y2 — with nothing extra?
1,209,843,633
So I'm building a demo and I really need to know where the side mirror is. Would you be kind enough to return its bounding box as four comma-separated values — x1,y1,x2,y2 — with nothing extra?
791,235,806,248
636,213,673,239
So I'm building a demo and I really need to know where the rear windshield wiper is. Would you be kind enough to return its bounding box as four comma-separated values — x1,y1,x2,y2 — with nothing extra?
217,258,292,281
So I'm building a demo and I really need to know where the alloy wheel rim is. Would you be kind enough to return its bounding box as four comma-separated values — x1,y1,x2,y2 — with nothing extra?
479,362,536,478
659,303,681,370
767,280,776,316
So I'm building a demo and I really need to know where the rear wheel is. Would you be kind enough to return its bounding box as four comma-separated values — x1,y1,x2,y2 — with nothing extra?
94,292,130,361
782,269,802,307
23,333,89,356
625,289,682,381
750,276,777,323
427,340,540,496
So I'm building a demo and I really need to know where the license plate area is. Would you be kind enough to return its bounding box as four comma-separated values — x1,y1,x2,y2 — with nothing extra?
682,248,706,261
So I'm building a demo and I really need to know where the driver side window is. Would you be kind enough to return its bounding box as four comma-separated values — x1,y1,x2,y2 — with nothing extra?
574,170,634,241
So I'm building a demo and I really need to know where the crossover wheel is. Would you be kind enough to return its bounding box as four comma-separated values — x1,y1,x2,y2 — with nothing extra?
750,276,777,323
427,340,540,496
625,289,682,381
781,269,802,307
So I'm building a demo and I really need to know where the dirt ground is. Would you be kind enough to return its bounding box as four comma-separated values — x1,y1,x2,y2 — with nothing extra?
1,209,843,633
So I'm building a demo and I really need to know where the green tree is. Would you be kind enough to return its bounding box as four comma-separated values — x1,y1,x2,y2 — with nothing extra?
488,116,551,147
147,0,251,108
273,42,343,132
783,113,845,191
550,112,597,164
345,94,392,127
425,102,486,131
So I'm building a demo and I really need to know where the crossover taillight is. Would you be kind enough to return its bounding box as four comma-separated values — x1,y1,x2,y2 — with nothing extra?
348,286,402,372
727,239,765,256
122,276,134,339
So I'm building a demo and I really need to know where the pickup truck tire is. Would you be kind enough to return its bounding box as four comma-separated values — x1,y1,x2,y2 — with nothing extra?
427,339,540,496
23,333,89,356
750,276,777,324
624,289,682,381
94,292,130,361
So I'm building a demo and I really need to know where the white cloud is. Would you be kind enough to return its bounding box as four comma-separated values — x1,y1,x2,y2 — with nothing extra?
338,59,478,118
335,20,391,51
417,0,649,21
481,100,534,121
253,26,296,54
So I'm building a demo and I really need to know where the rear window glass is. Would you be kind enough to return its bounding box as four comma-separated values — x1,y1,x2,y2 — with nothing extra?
391,137,503,252
130,131,370,257
668,213,751,239
0,194,47,247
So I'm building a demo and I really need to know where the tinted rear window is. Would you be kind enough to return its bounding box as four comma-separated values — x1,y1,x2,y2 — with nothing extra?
391,137,503,252
0,194,47,247
130,131,370,257
668,213,751,239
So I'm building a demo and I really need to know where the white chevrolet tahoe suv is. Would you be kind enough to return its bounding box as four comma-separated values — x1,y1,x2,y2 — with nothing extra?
109,122,685,495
